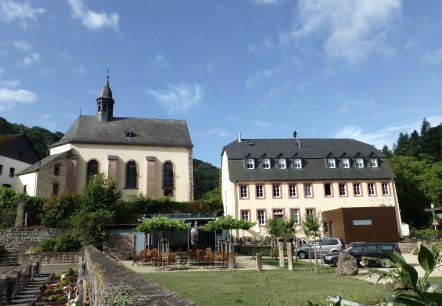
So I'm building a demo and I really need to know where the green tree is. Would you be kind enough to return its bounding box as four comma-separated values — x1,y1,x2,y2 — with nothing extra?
40,192,81,228
193,159,220,200
81,174,122,212
70,209,114,247
301,213,322,273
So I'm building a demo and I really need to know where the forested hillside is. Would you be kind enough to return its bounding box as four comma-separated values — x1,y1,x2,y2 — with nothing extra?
384,119,442,229
0,117,63,158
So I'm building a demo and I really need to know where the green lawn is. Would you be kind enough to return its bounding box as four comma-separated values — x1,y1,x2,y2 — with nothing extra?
142,260,388,306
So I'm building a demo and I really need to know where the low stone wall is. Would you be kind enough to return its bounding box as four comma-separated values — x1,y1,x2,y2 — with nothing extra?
0,228,64,253
83,247,195,306
18,252,79,265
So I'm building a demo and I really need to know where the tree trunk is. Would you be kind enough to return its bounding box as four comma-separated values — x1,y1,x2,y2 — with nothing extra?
228,252,235,271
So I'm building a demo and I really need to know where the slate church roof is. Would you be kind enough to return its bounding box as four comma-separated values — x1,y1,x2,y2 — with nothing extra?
222,138,395,181
50,115,193,148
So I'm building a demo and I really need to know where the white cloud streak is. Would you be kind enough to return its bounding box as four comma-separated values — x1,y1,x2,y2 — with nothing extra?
0,1,46,23
208,128,228,138
13,40,33,51
147,84,204,114
284,0,402,67
334,116,442,149
151,54,172,73
21,52,39,67
0,87,37,111
67,0,119,31
245,69,274,90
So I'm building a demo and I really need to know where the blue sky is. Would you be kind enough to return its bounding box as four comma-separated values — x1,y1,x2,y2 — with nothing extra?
1,0,442,167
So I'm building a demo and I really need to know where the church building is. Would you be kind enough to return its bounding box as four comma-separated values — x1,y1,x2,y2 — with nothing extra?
18,76,194,202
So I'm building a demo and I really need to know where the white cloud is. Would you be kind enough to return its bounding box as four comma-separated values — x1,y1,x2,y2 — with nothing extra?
151,54,172,73
41,113,51,120
208,128,228,138
67,0,119,31
0,68,4,78
70,65,85,75
21,52,39,67
58,52,71,62
284,0,402,67
0,1,46,23
333,116,442,149
252,0,282,5
0,78,19,88
423,48,442,64
254,120,272,128
0,87,37,111
245,69,274,90
147,84,204,114
13,40,33,51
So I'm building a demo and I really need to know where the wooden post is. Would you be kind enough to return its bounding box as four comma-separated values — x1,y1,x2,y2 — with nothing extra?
256,253,262,271
287,241,293,271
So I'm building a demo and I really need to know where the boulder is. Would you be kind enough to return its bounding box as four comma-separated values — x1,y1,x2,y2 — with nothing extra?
336,252,358,276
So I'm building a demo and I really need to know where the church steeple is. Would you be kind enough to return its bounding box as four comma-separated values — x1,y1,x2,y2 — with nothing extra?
96,74,115,122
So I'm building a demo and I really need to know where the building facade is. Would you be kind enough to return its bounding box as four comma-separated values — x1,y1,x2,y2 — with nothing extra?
0,134,40,191
221,136,403,242
18,77,194,202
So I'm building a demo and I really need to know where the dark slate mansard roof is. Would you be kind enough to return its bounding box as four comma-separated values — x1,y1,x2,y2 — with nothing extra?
222,138,395,181
49,115,193,148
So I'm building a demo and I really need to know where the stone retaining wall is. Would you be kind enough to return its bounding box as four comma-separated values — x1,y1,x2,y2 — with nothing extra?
103,234,135,260
18,252,79,265
83,247,195,306
0,228,64,253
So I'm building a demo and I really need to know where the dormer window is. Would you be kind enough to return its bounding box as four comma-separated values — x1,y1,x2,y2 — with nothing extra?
341,158,350,168
277,158,287,169
125,129,136,138
369,157,378,168
355,157,364,168
262,158,271,169
327,158,336,168
246,158,255,170
292,158,302,169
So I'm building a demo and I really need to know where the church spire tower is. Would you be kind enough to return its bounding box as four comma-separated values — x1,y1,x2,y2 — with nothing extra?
96,68,115,122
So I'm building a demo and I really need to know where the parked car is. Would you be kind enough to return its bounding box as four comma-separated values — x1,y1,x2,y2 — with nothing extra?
323,242,401,267
294,238,344,259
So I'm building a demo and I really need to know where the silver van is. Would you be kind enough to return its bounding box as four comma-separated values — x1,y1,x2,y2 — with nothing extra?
294,238,344,259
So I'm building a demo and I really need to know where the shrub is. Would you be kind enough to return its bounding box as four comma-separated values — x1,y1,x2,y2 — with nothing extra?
53,233,81,252
39,238,57,252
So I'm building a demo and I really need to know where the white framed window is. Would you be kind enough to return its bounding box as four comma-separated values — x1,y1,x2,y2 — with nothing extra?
289,184,297,197
355,158,364,168
278,158,287,169
339,183,347,196
262,158,271,169
304,183,313,197
290,209,300,224
292,158,302,169
368,183,376,196
246,158,255,169
306,208,316,218
382,183,390,195
272,184,281,198
273,209,284,221
327,158,336,168
324,183,333,197
369,158,378,168
241,210,250,221
240,185,248,198
256,185,265,198
257,209,266,225
353,183,362,196
341,158,350,168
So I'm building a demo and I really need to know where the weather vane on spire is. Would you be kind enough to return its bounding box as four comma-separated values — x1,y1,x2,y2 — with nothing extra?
106,62,110,79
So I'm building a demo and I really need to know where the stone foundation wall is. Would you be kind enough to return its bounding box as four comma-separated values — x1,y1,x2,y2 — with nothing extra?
18,252,79,265
0,228,64,253
83,247,195,306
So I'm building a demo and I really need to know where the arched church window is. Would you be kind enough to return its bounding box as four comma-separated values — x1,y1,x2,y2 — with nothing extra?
163,161,174,196
126,160,137,188
86,159,99,182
